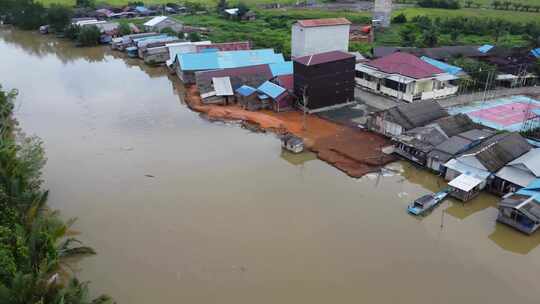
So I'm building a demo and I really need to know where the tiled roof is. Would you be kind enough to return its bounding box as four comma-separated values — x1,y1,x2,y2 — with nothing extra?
297,18,351,27
294,50,354,66
366,52,444,79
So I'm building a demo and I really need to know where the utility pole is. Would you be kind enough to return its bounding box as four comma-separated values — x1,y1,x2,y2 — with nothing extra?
302,85,309,131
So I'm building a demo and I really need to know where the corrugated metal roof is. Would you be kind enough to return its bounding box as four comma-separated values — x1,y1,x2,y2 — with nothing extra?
496,166,535,188
179,49,284,71
294,50,354,66
269,61,293,77
531,48,540,58
236,85,257,96
366,52,444,79
421,56,463,75
275,75,293,90
389,100,448,130
257,81,286,99
508,148,540,176
212,77,234,96
478,44,494,53
448,174,484,192
224,8,239,15
144,16,168,27
297,18,351,27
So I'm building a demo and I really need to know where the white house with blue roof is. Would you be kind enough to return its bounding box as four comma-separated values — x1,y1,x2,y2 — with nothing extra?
498,179,540,234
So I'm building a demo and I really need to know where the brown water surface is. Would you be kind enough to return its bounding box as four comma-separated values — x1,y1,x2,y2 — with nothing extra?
2,28,540,304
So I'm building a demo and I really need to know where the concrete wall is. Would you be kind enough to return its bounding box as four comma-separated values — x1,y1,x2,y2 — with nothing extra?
291,24,350,58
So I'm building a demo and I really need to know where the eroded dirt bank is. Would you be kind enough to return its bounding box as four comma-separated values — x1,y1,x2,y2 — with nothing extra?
184,85,395,177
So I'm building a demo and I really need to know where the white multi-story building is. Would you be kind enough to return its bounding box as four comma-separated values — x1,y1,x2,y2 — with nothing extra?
291,18,351,58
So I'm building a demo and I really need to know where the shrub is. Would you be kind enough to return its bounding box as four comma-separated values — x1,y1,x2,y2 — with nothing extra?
392,13,407,24
77,25,101,46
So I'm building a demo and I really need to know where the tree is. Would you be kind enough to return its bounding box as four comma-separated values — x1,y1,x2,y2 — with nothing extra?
237,2,249,18
77,25,101,46
450,29,459,44
421,28,438,47
502,0,512,9
118,23,131,36
522,4,531,11
76,0,95,8
216,0,227,13
188,32,201,42
392,13,407,24
512,2,522,10
399,24,417,47
10,0,46,30
491,0,501,9
46,4,72,33
464,0,473,8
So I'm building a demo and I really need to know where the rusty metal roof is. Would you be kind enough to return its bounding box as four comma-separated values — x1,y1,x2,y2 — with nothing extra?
297,18,351,28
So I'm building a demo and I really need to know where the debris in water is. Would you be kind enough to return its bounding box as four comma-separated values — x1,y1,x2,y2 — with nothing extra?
122,146,134,151
145,174,155,178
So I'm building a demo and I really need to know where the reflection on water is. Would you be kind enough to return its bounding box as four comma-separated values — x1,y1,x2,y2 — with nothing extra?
2,29,540,304
444,193,497,220
280,150,317,166
489,222,540,255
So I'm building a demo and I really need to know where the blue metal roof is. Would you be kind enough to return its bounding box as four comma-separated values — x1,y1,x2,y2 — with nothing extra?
531,48,540,58
257,81,286,99
178,49,284,71
478,44,494,54
132,34,169,43
236,85,257,96
135,6,149,13
269,61,293,77
420,56,463,75
517,179,540,199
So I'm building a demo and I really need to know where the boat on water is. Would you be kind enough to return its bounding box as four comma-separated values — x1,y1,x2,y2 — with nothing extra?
408,190,449,216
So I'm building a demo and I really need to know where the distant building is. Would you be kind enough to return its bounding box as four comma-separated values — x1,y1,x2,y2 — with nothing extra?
293,50,355,111
373,0,392,28
143,16,183,33
291,18,351,58
355,52,459,102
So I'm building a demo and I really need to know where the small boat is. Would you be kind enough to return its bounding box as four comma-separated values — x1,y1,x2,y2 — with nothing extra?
407,189,449,216
281,134,304,154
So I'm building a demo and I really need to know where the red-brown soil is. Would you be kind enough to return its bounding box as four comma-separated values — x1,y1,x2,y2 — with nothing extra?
185,85,395,177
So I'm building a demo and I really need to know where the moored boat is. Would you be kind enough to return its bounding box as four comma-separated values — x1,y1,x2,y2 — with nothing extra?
408,189,449,216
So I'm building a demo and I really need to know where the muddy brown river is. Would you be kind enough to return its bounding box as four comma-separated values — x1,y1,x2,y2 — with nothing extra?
2,28,540,304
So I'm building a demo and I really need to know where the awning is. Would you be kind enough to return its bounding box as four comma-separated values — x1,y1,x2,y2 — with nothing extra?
212,77,234,96
386,74,415,84
434,74,459,81
355,64,387,78
448,174,484,192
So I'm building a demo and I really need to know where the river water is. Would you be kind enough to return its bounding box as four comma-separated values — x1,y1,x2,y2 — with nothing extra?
2,28,540,304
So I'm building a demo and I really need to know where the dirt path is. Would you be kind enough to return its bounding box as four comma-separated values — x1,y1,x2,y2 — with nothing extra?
185,85,395,177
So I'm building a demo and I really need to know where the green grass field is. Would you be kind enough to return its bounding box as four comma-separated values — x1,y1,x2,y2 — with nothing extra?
396,7,540,22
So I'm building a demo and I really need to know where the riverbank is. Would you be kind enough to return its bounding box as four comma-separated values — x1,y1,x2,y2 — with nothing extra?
184,84,395,177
